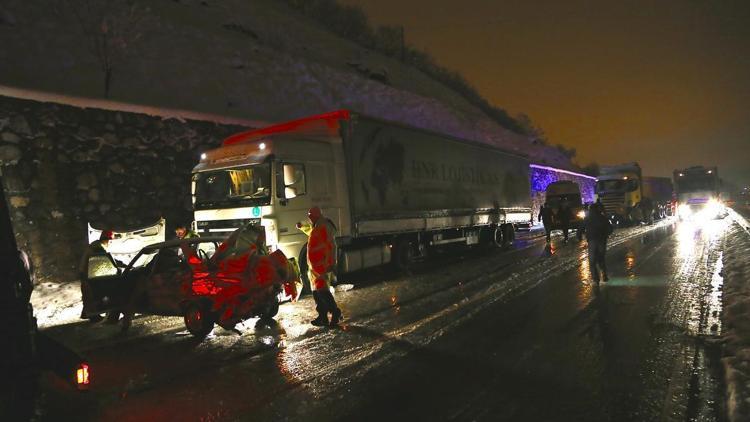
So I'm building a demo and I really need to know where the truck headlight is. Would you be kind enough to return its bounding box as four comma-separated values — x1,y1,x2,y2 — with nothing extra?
704,199,722,217
678,204,691,217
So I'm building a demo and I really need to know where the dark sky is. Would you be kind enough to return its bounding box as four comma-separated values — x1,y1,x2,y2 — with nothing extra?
341,0,750,187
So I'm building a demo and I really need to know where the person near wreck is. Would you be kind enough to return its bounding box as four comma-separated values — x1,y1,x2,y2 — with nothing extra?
584,203,613,284
78,230,124,322
175,224,199,240
175,223,201,257
297,206,342,327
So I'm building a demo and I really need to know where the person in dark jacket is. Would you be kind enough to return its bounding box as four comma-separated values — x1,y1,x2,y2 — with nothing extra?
584,203,613,283
78,230,121,322
538,203,554,243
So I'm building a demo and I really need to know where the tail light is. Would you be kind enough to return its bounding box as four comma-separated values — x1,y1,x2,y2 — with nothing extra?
76,363,90,390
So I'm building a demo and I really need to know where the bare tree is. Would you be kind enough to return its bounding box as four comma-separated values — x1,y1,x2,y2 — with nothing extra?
60,0,148,98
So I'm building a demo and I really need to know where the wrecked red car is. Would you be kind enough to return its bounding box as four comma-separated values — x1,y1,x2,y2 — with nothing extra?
83,225,301,338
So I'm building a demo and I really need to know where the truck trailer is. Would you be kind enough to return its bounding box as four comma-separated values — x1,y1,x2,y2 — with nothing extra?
673,165,726,220
191,110,532,273
596,162,673,225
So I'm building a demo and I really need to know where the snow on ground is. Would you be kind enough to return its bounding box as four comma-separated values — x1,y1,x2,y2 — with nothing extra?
720,208,750,422
31,280,83,329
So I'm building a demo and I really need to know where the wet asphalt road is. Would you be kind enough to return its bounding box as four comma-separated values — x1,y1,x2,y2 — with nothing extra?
37,215,744,421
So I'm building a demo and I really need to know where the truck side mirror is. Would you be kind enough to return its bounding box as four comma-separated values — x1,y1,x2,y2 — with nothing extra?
283,164,297,186
282,163,306,198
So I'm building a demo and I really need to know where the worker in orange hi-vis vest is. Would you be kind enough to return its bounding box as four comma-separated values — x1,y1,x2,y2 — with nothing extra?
297,206,342,327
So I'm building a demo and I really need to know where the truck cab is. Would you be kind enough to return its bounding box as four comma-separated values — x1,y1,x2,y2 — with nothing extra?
595,163,643,224
673,166,725,220
544,180,587,230
192,129,349,268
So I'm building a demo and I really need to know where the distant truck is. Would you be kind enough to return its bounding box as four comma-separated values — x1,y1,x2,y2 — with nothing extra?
191,110,532,273
543,180,587,240
595,162,673,225
673,165,726,220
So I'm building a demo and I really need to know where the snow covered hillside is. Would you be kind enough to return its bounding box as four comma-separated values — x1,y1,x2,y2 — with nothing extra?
0,0,571,167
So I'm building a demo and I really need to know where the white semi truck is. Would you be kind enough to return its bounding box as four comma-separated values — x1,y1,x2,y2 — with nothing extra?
673,165,726,220
191,110,532,273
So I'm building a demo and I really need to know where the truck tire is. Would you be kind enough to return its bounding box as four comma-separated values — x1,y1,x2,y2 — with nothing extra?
184,302,215,339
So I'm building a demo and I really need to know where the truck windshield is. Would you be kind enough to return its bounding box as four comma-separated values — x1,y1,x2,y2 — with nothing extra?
546,194,582,207
676,176,716,193
193,164,271,209
596,179,637,193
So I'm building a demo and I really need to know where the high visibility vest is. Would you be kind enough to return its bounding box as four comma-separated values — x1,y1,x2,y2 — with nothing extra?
306,218,337,290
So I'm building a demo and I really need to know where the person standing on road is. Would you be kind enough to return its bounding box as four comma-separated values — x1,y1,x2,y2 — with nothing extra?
584,203,613,284
78,230,121,322
297,207,342,327
538,203,554,243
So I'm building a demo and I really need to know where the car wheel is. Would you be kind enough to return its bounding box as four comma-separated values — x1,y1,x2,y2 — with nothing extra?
184,302,215,339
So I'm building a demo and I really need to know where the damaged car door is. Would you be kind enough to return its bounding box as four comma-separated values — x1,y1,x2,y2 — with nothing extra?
143,245,194,316
84,255,129,315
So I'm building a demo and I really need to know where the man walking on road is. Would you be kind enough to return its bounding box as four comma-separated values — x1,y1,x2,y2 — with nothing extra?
538,203,554,243
297,207,342,327
585,203,613,284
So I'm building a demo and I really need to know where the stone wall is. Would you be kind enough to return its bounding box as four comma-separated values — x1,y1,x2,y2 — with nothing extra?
0,96,246,284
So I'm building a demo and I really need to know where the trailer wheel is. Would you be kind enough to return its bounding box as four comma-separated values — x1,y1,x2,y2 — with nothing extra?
184,302,215,339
